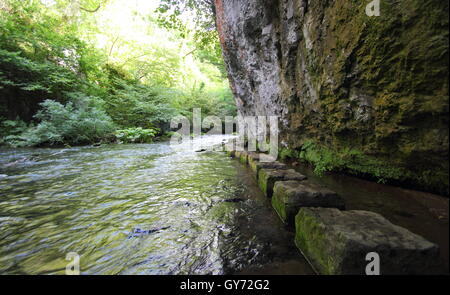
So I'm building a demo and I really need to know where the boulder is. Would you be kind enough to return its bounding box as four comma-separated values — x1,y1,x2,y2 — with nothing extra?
258,168,306,197
272,180,345,225
295,208,442,275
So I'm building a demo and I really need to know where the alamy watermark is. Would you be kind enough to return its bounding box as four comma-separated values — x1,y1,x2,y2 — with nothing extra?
366,0,380,17
365,252,380,275
66,252,80,275
169,108,279,162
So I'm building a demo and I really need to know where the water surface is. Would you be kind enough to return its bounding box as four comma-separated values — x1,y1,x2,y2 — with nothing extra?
0,136,313,274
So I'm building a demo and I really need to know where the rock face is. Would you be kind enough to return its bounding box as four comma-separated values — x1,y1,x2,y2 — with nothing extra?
215,0,449,195
295,208,442,274
272,180,345,224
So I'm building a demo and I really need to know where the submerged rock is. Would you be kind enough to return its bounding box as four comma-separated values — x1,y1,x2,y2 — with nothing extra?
128,226,171,238
295,208,442,274
258,168,306,198
272,180,345,225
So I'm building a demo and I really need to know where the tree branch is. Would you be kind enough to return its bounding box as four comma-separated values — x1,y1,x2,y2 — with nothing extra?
183,48,197,58
80,4,101,13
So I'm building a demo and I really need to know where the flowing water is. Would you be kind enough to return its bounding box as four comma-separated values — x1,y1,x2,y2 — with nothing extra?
0,135,313,275
0,135,448,274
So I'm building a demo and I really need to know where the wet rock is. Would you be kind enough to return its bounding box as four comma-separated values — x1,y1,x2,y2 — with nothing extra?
247,154,259,172
258,169,306,198
249,160,288,177
246,152,259,163
235,151,249,164
295,208,442,275
225,150,236,157
222,198,246,203
272,180,345,225
128,226,171,238
195,149,207,153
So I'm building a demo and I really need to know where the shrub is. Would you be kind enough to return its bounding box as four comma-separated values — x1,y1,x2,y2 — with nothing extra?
114,127,160,144
3,99,116,147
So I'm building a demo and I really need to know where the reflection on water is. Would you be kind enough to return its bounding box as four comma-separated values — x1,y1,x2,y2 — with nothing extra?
0,135,313,275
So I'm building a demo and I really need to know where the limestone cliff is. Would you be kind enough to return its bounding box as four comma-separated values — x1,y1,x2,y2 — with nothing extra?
215,0,449,195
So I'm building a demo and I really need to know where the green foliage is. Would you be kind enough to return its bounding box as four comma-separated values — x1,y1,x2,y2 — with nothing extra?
0,48,79,95
0,119,29,146
114,127,159,144
104,76,177,129
0,0,236,147
3,99,115,147
298,141,409,184
156,0,226,77
279,148,298,161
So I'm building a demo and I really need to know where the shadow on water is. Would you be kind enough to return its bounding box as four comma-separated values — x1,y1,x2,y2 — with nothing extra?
0,136,313,275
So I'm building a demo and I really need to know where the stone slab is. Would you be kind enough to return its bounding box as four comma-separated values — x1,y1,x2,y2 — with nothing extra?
295,208,442,275
272,180,345,225
250,160,288,177
235,151,248,164
258,168,306,198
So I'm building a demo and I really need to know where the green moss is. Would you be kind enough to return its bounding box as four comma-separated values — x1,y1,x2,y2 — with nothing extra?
225,150,236,157
283,0,448,196
295,209,342,275
239,152,248,164
295,140,448,195
248,156,259,175
279,147,298,161
257,169,269,196
271,188,288,223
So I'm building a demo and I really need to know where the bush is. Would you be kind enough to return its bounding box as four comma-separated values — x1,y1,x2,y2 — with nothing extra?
3,99,116,147
114,127,160,144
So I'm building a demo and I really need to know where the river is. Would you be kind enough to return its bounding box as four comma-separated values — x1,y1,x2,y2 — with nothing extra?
0,135,448,274
0,135,313,274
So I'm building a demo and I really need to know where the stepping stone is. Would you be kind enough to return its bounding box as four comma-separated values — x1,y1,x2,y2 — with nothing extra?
250,160,288,177
272,180,345,225
258,169,306,198
225,150,236,157
247,152,261,170
235,151,249,164
246,152,260,162
295,208,442,275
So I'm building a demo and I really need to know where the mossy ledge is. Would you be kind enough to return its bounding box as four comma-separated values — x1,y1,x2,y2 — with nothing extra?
279,142,449,197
